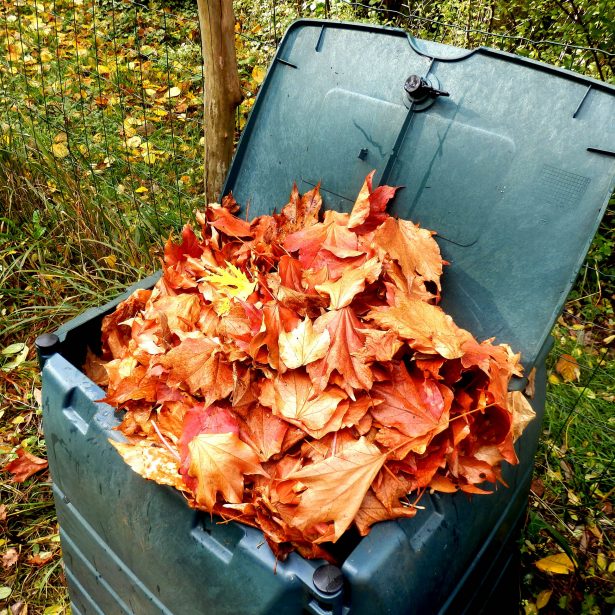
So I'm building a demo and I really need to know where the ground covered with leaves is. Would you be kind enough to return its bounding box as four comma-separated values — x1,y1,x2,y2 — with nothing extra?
0,0,614,613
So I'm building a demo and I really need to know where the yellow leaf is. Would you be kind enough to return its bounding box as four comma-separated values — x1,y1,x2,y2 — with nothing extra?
536,589,552,609
251,65,266,84
603,334,615,345
596,552,607,571
40,49,53,62
135,186,148,194
548,373,560,385
102,254,117,268
164,86,181,98
555,354,580,382
142,150,156,165
51,142,69,159
202,263,256,301
126,135,142,148
535,552,575,574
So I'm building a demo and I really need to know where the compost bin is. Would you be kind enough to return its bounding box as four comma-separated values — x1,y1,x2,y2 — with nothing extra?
39,20,615,615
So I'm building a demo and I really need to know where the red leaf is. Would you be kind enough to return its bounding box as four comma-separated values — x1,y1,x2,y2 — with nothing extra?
2,448,48,483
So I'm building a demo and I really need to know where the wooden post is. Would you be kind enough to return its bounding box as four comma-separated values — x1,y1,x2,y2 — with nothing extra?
197,0,243,203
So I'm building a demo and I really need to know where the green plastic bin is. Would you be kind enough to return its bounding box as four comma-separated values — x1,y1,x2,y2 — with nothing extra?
40,20,615,615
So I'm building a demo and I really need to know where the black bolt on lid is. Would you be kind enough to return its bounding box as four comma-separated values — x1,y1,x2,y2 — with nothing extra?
313,564,344,594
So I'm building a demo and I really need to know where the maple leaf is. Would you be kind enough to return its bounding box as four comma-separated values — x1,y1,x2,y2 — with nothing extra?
275,436,386,543
110,440,184,491
260,370,346,435
307,307,373,393
206,204,253,237
164,225,203,267
508,390,536,441
278,317,331,370
237,404,290,461
315,257,382,309
277,183,322,237
284,209,362,270
159,337,234,405
375,217,443,295
2,448,48,483
348,170,399,234
249,302,301,370
371,363,451,440
186,432,265,511
367,296,470,359
355,488,417,535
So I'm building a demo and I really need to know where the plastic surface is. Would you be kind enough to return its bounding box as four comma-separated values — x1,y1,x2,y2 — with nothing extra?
40,20,615,615
42,328,547,614
223,20,615,371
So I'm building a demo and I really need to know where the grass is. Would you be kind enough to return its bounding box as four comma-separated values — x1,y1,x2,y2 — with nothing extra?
0,0,613,613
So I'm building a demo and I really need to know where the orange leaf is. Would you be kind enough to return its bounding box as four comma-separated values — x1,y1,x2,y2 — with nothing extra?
26,551,55,566
159,337,234,405
348,170,399,234
371,363,450,440
187,432,265,511
277,436,386,543
555,354,580,382
367,297,470,359
2,448,48,483
315,257,382,309
375,217,443,295
307,307,373,393
260,370,346,435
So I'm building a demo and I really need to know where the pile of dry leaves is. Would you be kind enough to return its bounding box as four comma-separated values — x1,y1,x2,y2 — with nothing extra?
85,172,535,561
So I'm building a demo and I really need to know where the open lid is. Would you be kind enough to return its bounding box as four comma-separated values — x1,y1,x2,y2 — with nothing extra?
223,20,615,370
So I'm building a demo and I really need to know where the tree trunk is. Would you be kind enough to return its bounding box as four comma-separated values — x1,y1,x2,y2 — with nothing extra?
197,0,243,203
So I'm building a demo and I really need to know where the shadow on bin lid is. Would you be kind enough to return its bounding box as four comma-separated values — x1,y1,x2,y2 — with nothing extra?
223,20,615,371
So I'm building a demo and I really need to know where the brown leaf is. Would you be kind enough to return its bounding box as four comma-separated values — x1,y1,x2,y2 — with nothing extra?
374,217,443,295
26,551,55,566
2,548,19,570
159,337,234,405
315,257,382,309
187,432,265,511
2,449,48,483
276,436,386,543
348,170,399,234
307,307,373,393
508,390,536,441
555,354,581,382
260,370,346,435
367,297,470,359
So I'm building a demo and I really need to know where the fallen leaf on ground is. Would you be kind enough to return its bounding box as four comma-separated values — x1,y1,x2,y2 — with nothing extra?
535,552,575,574
1,548,19,570
2,449,48,483
555,354,580,382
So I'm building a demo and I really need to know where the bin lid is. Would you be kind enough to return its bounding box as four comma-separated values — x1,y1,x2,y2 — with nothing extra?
223,20,615,370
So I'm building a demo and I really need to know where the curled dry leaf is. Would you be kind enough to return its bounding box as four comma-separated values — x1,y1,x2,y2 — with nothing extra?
2,548,19,570
86,172,534,560
2,448,48,483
